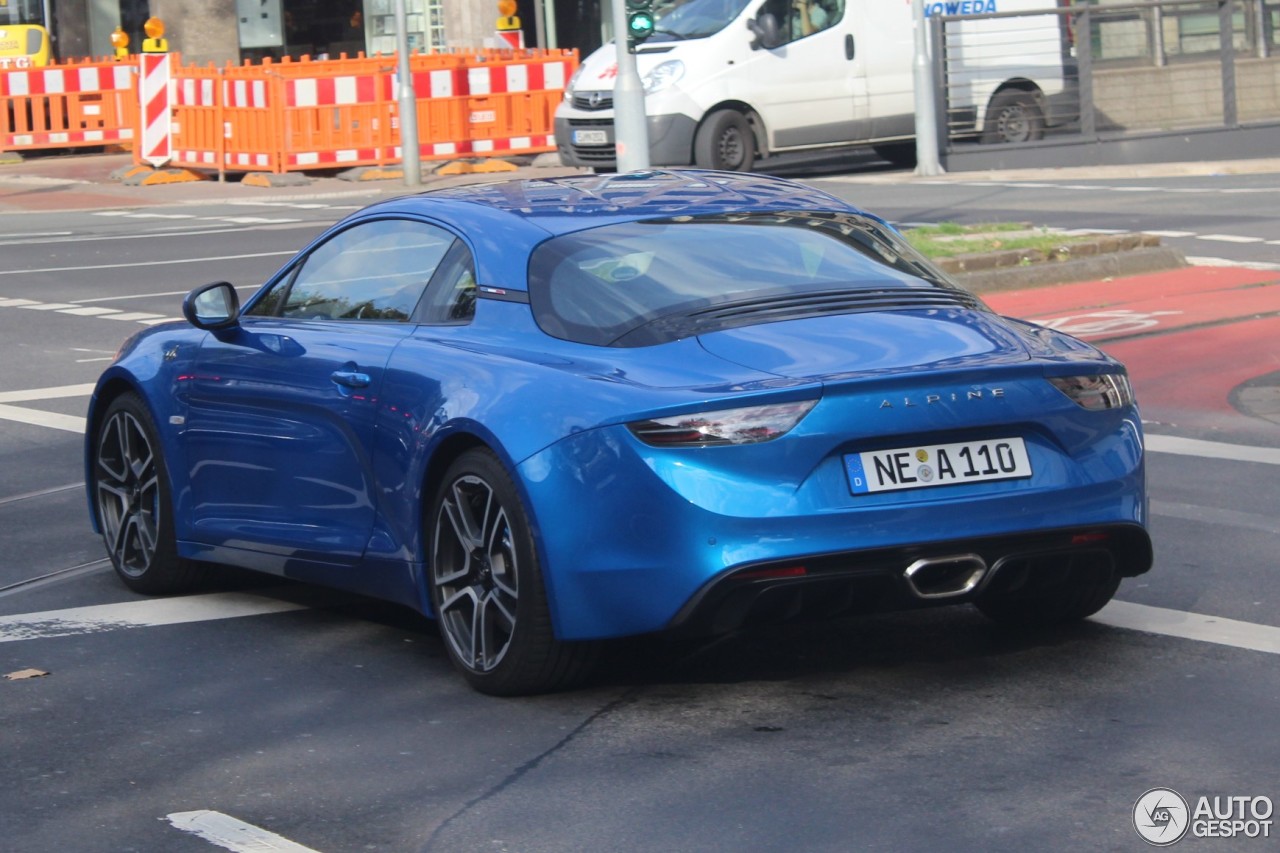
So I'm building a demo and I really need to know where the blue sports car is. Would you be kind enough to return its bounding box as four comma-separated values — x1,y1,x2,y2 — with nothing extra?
86,170,1151,695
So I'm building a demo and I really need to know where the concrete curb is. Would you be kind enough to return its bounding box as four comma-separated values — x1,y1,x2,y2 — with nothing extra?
957,246,1189,292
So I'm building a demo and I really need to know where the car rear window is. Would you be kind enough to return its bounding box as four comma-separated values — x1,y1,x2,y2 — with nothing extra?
526,212,977,347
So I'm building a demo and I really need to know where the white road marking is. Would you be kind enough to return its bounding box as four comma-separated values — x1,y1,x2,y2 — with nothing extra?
166,811,322,853
0,593,309,643
0,404,85,433
0,223,317,248
71,289,193,303
1185,256,1280,271
100,311,167,322
2,585,1277,668
75,357,114,363
1141,230,1196,238
214,216,303,224
1093,601,1280,656
58,306,123,317
0,383,97,403
1,294,177,326
1196,234,1264,243
0,482,82,507
0,384,96,433
0,250,295,276
1145,434,1280,466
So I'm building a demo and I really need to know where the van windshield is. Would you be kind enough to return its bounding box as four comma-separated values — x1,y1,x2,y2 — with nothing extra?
650,0,754,41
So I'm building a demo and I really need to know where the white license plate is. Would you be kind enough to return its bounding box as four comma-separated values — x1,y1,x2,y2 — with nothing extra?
572,129,609,145
845,437,1032,494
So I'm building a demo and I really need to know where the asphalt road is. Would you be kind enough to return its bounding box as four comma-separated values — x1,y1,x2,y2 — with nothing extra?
1,174,1278,852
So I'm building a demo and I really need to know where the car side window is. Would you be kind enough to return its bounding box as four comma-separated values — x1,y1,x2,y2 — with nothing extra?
250,219,456,322
760,0,843,44
416,239,478,325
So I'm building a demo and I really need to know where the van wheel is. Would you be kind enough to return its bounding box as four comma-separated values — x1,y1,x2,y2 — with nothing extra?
694,110,755,172
983,90,1044,144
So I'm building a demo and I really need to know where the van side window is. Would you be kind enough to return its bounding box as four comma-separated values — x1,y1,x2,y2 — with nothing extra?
762,0,843,44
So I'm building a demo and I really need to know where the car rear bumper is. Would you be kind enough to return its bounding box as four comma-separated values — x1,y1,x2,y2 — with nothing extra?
518,419,1147,641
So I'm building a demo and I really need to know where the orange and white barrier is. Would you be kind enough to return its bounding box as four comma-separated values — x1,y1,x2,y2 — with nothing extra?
4,49,577,172
1,60,135,151
464,55,570,158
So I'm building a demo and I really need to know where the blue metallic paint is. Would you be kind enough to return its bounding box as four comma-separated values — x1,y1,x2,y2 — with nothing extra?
86,170,1150,644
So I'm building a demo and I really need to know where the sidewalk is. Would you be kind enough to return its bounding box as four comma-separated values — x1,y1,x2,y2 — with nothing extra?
0,151,585,213
6,149,1280,214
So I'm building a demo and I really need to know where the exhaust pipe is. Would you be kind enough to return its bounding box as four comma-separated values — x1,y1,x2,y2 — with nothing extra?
903,554,988,599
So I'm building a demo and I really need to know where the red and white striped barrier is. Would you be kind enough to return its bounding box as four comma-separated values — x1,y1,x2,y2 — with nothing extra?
139,53,172,167
465,60,569,96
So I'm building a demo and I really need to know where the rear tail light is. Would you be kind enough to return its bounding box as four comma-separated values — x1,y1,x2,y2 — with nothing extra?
733,566,809,582
1049,373,1134,410
627,400,817,447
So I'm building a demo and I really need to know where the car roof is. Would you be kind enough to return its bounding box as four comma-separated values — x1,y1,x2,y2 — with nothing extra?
347,169,874,290
364,169,866,233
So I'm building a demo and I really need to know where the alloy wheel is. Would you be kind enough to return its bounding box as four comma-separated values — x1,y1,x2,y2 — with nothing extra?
433,473,520,673
95,410,161,578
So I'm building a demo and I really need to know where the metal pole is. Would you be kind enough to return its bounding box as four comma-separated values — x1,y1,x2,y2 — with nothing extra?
394,0,422,188
534,0,547,48
1220,0,1238,127
545,0,560,47
610,0,651,171
913,0,943,175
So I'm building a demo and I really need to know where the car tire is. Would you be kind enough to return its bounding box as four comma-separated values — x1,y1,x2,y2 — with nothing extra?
428,448,598,696
92,393,205,594
694,109,756,172
982,90,1045,145
975,559,1121,628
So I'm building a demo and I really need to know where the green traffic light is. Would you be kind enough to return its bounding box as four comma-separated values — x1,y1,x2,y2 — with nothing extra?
628,11,654,38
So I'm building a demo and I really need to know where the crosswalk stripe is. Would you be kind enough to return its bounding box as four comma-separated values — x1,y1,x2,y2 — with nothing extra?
0,593,309,643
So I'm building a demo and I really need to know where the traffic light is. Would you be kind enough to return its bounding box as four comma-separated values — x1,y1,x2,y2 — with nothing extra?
625,0,655,52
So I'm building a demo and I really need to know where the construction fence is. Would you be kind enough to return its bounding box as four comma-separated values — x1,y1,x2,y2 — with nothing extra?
2,49,577,174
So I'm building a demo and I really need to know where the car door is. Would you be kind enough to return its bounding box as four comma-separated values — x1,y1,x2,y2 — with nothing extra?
180,217,459,566
745,0,867,148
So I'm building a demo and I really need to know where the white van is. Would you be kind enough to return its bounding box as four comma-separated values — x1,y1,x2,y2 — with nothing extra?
553,0,1072,171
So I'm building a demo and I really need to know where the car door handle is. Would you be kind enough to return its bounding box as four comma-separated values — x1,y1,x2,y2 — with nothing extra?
845,34,855,61
330,370,371,389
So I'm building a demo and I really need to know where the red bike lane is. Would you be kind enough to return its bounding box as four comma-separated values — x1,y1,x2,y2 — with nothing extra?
983,266,1280,443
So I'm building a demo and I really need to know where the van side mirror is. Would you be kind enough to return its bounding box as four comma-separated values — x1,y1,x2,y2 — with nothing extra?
183,281,241,331
747,12,782,50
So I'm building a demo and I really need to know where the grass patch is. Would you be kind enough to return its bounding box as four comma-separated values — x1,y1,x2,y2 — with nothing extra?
904,221,1094,259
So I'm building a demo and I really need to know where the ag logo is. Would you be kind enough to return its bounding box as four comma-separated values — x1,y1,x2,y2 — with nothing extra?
1134,787,1190,846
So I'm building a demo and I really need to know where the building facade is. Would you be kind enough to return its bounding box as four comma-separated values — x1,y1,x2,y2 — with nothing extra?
46,0,604,65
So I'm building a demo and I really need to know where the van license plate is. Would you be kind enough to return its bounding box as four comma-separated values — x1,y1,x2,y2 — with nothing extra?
572,129,609,145
845,437,1032,494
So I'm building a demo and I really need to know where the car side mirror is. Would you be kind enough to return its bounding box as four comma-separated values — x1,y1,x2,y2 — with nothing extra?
747,12,782,50
183,281,241,331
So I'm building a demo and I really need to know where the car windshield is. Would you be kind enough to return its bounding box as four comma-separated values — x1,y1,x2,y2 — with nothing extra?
527,212,978,347
649,0,754,41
